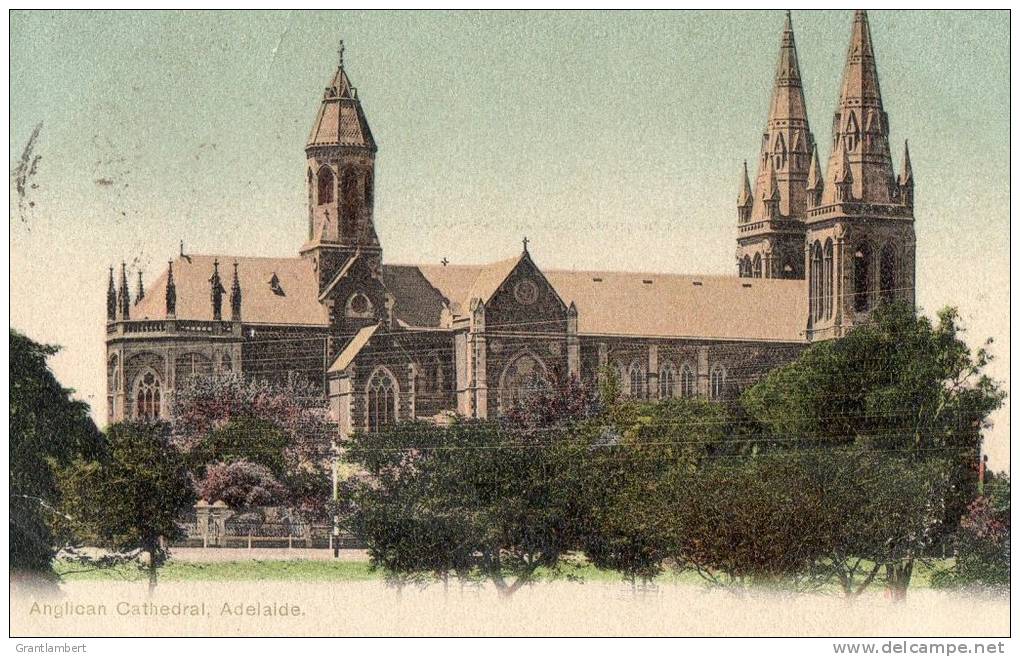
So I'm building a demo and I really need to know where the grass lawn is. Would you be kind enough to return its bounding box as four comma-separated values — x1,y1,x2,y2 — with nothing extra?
53,556,952,590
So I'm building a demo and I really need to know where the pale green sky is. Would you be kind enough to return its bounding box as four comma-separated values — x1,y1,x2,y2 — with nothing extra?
9,10,1010,468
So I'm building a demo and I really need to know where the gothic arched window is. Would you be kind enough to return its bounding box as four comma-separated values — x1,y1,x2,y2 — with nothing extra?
880,243,897,304
317,166,334,205
342,169,360,237
627,361,645,399
366,369,397,432
659,361,677,399
740,255,752,278
811,241,824,321
109,357,120,419
680,363,696,398
364,171,374,207
823,239,834,319
709,365,726,400
500,352,548,411
854,241,872,312
752,253,763,279
134,370,161,420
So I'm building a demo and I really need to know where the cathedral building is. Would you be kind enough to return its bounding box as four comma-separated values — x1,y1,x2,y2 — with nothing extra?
105,10,915,438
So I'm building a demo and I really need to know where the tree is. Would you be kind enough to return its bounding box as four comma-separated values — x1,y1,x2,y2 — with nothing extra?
10,329,102,575
171,374,335,520
345,419,587,596
196,460,288,509
813,449,950,599
578,397,729,585
741,303,1005,597
57,421,195,592
933,474,1010,591
663,451,837,590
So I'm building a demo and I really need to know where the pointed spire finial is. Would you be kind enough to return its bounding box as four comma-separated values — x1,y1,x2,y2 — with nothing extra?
136,269,145,302
166,260,177,318
106,266,117,322
230,261,242,322
338,39,346,69
738,160,752,207
210,259,224,321
118,261,131,320
807,145,822,191
900,139,913,183
784,10,792,31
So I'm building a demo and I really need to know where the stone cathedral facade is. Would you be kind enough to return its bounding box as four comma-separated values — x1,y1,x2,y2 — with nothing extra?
105,10,916,438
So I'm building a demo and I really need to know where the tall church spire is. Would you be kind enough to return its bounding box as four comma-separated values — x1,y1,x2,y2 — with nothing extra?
823,10,896,205
751,10,814,221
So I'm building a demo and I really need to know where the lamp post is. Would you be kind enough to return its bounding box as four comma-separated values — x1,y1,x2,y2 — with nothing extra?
331,442,340,558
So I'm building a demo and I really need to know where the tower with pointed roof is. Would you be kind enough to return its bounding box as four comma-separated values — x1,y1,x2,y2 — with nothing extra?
736,11,814,281
301,44,380,279
804,10,915,340
300,42,390,332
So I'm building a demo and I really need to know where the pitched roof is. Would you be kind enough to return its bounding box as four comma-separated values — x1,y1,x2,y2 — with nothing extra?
544,270,807,342
327,324,379,373
389,261,808,343
132,255,328,326
134,253,808,342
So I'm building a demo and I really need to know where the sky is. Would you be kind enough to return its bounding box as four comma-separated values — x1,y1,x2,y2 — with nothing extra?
9,10,1010,469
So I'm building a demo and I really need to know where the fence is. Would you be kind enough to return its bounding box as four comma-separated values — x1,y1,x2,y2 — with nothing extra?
172,504,363,550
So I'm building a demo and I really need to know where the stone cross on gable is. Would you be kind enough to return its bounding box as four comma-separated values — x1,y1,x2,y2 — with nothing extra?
522,236,529,253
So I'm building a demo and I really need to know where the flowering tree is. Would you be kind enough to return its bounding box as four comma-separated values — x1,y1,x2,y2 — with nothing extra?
171,374,335,519
196,460,288,509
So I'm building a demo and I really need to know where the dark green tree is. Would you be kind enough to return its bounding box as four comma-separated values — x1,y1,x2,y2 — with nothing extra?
741,303,1004,597
345,419,587,596
58,421,195,592
10,329,102,575
578,397,728,585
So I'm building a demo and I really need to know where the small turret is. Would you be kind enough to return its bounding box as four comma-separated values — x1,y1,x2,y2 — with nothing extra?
898,140,914,208
106,266,117,322
165,261,177,318
230,262,242,322
762,159,781,219
210,259,225,321
832,143,854,203
117,262,131,320
737,161,753,223
806,145,823,208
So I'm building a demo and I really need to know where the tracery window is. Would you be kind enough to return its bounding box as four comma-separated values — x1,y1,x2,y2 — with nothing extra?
709,365,726,400
367,369,397,432
823,239,834,319
854,241,872,312
627,361,645,399
500,353,549,411
659,361,677,399
880,243,897,304
752,253,763,279
134,370,162,420
680,363,697,398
